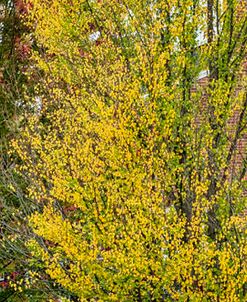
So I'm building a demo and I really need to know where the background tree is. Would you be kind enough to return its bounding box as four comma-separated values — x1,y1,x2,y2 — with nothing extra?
14,0,247,301
0,1,30,300
0,1,65,301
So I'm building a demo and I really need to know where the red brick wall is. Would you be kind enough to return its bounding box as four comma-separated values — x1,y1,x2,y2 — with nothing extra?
195,59,247,181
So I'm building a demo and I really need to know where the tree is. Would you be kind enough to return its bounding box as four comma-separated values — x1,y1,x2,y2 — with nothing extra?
14,0,246,301
0,1,63,301
0,1,31,300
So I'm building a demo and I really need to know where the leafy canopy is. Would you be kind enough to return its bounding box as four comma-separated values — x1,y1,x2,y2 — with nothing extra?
14,0,247,301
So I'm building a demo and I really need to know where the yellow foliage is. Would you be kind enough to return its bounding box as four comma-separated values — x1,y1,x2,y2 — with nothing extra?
14,0,247,301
